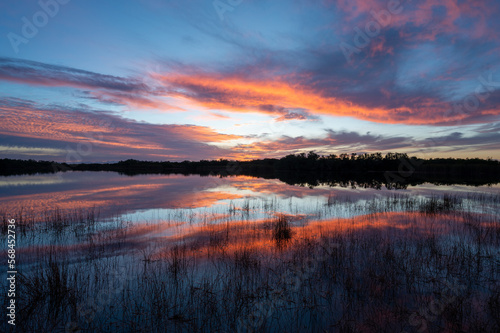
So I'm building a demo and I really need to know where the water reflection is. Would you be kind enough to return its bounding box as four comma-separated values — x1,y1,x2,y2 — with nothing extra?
1,171,499,222
1,172,499,332
2,172,498,265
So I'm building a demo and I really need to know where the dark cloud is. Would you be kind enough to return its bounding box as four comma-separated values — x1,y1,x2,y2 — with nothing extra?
0,57,148,92
231,130,413,158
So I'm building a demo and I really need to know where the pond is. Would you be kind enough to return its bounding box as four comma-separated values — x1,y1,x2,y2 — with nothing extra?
1,172,499,332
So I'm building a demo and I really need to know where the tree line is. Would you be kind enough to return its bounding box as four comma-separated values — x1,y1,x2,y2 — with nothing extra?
1,152,499,187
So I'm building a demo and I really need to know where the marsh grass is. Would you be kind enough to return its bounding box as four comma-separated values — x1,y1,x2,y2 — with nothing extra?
272,215,292,247
0,193,499,332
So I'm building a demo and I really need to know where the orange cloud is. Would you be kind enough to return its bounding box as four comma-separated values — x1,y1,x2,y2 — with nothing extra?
0,104,147,149
0,99,242,161
154,72,499,125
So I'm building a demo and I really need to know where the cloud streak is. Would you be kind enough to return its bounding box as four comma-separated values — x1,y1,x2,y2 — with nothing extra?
0,57,180,111
2,54,500,126
0,97,240,162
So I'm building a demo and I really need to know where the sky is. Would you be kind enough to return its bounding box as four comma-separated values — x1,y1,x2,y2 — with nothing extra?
1,0,500,162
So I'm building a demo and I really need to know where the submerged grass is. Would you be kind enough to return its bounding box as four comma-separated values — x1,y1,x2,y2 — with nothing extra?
272,215,292,247
0,193,499,332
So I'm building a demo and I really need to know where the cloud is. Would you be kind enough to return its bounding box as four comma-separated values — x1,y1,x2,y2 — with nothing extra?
3,55,500,126
149,67,500,126
139,0,500,126
0,145,67,156
0,97,240,162
0,57,180,111
230,130,413,158
332,0,495,39
1,96,498,161
231,128,500,159
419,131,500,152
0,57,147,92
2,0,500,159
154,71,398,123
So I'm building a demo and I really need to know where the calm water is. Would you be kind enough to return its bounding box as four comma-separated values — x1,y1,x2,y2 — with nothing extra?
1,172,499,332
2,171,500,218
1,172,498,256
1,171,499,267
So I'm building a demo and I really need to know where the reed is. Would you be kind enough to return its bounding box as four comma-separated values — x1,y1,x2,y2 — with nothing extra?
1,193,499,332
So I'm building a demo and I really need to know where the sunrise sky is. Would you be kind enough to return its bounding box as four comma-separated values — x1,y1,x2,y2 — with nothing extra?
1,0,500,162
